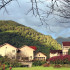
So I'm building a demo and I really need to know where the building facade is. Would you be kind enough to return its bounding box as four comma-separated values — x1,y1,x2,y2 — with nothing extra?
0,43,17,59
62,42,70,55
34,52,47,61
50,50,62,58
0,43,47,61
17,45,36,61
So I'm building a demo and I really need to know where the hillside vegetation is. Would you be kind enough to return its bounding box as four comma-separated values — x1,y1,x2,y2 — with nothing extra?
0,20,61,57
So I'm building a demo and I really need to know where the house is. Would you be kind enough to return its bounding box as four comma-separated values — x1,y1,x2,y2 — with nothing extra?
34,52,47,61
62,42,70,55
0,43,17,59
17,45,37,61
50,42,70,58
0,43,47,67
50,50,62,58
0,43,46,61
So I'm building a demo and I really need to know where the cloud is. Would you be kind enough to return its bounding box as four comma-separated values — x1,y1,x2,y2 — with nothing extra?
0,0,70,39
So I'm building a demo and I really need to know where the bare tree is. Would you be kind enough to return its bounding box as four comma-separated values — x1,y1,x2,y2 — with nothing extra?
29,0,70,23
0,0,13,11
0,0,70,18
0,0,70,27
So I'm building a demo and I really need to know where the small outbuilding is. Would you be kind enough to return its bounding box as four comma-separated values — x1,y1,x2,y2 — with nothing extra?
34,52,47,61
50,50,62,58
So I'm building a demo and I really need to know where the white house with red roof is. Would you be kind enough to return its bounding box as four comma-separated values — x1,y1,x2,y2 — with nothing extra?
62,42,70,55
17,45,47,61
0,43,37,61
0,43,47,62
17,45,37,61
0,43,47,67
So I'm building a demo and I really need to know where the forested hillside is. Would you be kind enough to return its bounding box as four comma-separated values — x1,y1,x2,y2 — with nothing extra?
0,20,61,57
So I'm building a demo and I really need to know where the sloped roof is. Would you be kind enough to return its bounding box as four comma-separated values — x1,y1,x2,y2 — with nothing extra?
29,46,37,50
19,45,37,51
35,52,47,57
0,43,17,49
62,42,70,46
50,50,62,54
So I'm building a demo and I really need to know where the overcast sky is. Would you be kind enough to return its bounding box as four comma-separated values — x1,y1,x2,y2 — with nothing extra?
0,0,70,39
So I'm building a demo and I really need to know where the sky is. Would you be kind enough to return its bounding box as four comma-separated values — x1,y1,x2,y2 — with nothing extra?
0,0,70,39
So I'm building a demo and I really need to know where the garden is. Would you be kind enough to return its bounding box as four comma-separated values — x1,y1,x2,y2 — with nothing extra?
1,55,70,70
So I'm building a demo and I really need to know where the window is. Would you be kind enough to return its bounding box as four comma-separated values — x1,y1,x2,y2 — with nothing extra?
65,47,68,48
25,57,29,60
12,50,15,52
6,47,7,48
65,47,69,49
12,56,15,59
63,52,66,54
22,57,29,60
39,54,40,56
30,56,32,59
17,56,20,59
66,52,68,54
33,51,36,55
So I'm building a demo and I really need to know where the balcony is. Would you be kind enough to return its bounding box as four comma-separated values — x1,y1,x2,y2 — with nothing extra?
34,57,46,61
17,56,33,62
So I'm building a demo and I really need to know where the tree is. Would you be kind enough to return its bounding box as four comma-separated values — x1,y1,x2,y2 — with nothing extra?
68,48,70,55
29,0,70,26
0,0,13,12
0,0,70,27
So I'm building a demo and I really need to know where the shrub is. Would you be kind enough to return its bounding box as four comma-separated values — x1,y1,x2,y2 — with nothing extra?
42,63,50,67
11,62,22,67
48,55,70,64
0,56,22,68
54,64,62,68
32,60,46,66
0,68,2,70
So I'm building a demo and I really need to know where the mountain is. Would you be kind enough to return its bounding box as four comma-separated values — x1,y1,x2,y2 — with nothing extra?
0,20,61,57
56,37,70,45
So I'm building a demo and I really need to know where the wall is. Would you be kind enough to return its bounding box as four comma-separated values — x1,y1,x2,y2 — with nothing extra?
20,61,32,67
0,43,17,59
35,52,47,60
50,53,60,58
19,45,35,61
62,46,70,55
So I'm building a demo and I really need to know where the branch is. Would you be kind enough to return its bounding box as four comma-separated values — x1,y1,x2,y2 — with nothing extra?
0,0,13,10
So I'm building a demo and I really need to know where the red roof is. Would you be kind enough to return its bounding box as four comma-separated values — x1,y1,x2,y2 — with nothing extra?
29,46,37,50
50,50,62,54
62,42,70,46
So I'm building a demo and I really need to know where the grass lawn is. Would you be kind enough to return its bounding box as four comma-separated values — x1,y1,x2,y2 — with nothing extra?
6,66,70,70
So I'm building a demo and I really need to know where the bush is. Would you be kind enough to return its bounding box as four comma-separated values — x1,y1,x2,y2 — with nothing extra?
12,62,22,67
0,68,2,70
0,56,22,68
32,60,46,66
54,64,62,68
42,63,50,67
48,55,70,64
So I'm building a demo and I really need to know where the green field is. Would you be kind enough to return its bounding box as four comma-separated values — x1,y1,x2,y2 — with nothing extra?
6,66,70,70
